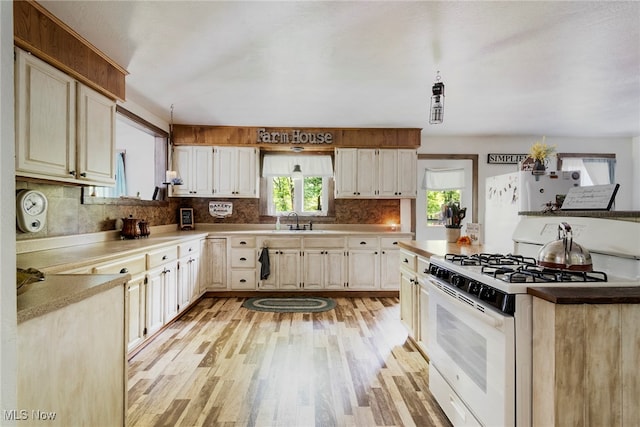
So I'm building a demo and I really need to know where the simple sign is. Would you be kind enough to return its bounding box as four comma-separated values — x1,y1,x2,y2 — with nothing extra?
487,153,528,164
256,128,333,145
561,184,620,211
179,208,194,230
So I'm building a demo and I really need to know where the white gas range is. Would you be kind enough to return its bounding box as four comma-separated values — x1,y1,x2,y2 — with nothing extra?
425,216,640,427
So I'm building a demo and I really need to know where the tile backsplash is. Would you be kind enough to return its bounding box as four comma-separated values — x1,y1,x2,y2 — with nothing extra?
15,181,401,240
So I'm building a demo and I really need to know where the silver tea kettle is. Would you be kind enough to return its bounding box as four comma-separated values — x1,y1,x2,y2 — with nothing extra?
537,222,593,271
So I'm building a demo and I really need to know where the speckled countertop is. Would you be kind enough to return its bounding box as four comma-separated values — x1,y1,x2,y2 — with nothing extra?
397,240,487,259
17,274,129,324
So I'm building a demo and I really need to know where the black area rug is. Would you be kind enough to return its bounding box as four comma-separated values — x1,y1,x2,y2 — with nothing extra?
242,297,336,313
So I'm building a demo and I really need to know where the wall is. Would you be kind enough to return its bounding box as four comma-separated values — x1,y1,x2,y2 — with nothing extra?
633,136,640,210
15,181,401,240
418,135,637,230
1,0,18,421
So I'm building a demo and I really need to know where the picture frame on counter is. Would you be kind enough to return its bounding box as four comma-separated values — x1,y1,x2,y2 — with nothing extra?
179,208,194,230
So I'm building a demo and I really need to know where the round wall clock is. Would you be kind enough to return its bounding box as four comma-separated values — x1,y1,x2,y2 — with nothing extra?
16,189,48,233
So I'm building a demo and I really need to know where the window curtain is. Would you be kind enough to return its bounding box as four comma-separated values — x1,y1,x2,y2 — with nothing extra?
108,151,127,197
561,157,615,186
262,155,333,177
421,168,465,190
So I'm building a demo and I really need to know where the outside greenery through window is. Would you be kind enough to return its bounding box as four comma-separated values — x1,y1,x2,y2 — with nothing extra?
427,190,461,225
270,176,327,216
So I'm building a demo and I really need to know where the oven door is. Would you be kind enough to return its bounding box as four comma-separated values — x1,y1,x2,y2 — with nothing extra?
427,277,515,427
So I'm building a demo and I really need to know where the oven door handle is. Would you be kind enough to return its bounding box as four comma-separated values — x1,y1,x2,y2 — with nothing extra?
426,277,505,330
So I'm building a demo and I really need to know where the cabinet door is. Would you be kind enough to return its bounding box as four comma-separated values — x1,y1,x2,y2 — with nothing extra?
417,282,430,356
400,269,415,335
380,249,400,289
356,149,378,197
177,256,191,313
397,149,417,197
303,250,325,289
347,250,379,289
235,147,258,197
189,254,201,302
146,268,165,335
278,250,301,289
15,48,76,179
378,149,398,197
192,146,213,195
213,147,235,196
325,249,346,289
77,84,116,184
126,273,146,352
163,261,178,321
203,238,227,290
172,146,194,196
334,148,358,197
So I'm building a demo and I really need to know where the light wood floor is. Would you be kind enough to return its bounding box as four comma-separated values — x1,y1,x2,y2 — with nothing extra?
127,297,451,427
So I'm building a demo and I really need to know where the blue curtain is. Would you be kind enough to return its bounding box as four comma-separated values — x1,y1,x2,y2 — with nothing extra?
583,158,616,184
108,151,127,197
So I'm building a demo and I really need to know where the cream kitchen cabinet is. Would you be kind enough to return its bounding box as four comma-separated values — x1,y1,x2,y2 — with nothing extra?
92,254,147,352
177,239,202,313
171,145,214,196
15,48,115,186
346,237,380,289
229,236,257,290
302,237,346,290
399,249,419,337
203,237,227,291
380,237,401,289
378,149,417,198
258,237,302,290
146,246,178,335
416,256,430,357
213,146,259,197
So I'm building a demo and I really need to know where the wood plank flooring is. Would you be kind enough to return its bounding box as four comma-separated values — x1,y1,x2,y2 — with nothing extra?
127,297,451,427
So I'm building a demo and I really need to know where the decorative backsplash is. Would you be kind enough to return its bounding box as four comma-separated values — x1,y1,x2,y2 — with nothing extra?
15,182,401,240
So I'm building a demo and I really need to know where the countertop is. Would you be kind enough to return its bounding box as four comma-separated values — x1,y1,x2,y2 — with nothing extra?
17,274,129,323
528,287,640,304
397,240,487,259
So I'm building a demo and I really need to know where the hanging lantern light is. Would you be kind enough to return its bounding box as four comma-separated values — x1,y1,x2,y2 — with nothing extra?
430,71,445,124
292,164,303,180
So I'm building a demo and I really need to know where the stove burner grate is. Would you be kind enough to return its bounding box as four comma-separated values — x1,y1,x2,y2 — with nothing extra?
498,265,608,283
445,253,537,267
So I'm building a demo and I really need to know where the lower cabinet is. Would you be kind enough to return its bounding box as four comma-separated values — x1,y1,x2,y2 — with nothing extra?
146,246,178,336
257,238,302,289
302,249,345,289
203,237,227,291
126,273,147,352
347,237,380,289
230,237,257,290
380,237,401,289
399,249,419,336
178,239,202,313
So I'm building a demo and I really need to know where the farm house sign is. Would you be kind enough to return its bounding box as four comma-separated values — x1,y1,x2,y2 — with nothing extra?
256,128,334,145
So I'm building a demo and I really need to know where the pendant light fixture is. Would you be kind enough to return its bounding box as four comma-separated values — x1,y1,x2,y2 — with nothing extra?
430,71,445,124
292,164,303,180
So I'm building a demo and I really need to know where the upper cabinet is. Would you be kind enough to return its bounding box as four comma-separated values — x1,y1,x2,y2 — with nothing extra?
335,148,417,198
213,146,259,198
15,48,116,186
171,146,214,196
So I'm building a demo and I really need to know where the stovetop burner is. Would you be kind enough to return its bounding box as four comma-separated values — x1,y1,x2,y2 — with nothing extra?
445,253,537,267
482,264,608,283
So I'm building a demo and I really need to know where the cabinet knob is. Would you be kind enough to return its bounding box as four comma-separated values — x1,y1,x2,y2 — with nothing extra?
80,172,87,177
403,258,409,263
69,170,75,175
120,268,128,274
162,255,168,260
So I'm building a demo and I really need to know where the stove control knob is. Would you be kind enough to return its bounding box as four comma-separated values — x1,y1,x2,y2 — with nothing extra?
451,275,466,289
468,282,482,295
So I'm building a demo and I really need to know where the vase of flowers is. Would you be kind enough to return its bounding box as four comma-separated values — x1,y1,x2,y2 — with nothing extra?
442,201,467,242
529,137,556,176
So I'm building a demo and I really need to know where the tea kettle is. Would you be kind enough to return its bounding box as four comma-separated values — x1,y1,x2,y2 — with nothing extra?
121,215,140,239
537,222,593,271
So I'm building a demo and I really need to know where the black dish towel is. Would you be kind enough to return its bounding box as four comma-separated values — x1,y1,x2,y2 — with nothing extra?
259,247,270,280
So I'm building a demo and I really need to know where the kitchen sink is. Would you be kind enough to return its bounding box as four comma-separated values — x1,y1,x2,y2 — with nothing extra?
269,229,327,234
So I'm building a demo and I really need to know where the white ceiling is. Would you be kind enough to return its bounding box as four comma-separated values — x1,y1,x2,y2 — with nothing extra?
40,1,640,137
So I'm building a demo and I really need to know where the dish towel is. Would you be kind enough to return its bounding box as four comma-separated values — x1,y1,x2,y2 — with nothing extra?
259,247,270,280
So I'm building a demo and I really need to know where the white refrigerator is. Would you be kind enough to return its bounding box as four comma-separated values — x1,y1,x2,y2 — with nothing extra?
484,170,581,253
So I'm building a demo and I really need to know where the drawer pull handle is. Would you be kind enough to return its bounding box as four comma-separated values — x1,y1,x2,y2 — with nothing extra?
393,241,398,245
403,258,409,263
240,257,247,261
162,255,168,260
360,241,367,245
120,268,128,274
240,241,247,245
240,279,247,283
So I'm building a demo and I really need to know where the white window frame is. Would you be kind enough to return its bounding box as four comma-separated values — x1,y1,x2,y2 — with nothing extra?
267,176,330,217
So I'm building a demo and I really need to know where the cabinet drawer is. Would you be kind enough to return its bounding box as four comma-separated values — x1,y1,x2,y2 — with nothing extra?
347,237,379,248
146,246,178,269
93,254,146,275
399,250,417,272
230,249,256,268
178,240,200,258
230,270,256,289
260,237,301,249
303,237,345,248
380,237,401,249
230,237,256,248
417,257,430,278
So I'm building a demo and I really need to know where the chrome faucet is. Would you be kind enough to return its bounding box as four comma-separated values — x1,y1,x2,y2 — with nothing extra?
287,212,300,230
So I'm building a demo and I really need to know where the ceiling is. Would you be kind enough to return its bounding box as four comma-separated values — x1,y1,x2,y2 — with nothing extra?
40,1,640,137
